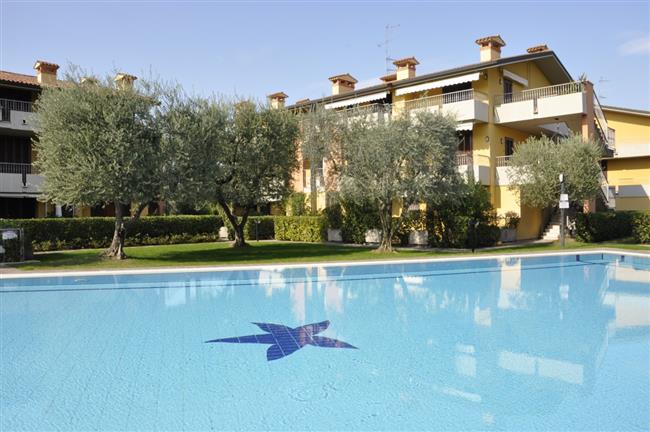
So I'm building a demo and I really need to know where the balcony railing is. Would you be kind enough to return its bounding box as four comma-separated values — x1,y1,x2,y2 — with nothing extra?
593,93,614,151
456,152,473,166
0,98,33,123
405,89,487,111
496,155,513,167
493,81,584,106
0,162,37,174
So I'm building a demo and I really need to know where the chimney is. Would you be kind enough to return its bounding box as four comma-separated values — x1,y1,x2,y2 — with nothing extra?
527,44,549,54
328,73,358,95
81,76,99,85
267,92,288,109
475,35,506,62
114,72,137,89
392,57,419,80
33,60,59,86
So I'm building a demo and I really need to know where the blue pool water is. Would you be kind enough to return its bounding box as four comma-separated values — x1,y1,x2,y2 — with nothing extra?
1,252,649,431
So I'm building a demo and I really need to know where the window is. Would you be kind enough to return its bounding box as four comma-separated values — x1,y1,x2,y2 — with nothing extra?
457,130,473,153
503,78,513,103
505,137,515,156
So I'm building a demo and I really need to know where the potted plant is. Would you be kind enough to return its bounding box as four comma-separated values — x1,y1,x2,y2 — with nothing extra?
324,203,343,242
500,211,520,243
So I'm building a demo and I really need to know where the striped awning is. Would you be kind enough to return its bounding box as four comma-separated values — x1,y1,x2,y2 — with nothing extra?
396,73,481,96
456,122,474,131
325,91,388,109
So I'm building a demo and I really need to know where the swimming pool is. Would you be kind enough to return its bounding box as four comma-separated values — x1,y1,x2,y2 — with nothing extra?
1,251,649,430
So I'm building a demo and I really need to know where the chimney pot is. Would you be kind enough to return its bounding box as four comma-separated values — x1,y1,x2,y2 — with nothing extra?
114,72,137,89
328,73,358,95
267,91,288,109
475,35,506,62
527,44,549,53
33,60,59,86
392,57,419,80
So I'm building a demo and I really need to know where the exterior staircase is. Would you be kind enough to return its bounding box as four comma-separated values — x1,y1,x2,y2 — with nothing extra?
541,212,562,241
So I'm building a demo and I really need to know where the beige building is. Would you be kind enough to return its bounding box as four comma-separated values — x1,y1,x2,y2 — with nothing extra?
274,35,650,241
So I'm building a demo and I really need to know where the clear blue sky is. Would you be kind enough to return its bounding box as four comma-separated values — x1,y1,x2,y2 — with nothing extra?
2,1,649,109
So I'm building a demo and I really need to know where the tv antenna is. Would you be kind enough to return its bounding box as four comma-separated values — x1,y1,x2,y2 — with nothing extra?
597,76,610,100
377,24,400,76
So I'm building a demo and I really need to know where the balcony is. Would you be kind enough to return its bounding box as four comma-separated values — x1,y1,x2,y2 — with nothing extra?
496,156,514,185
0,163,43,196
494,82,587,126
405,89,489,123
0,98,37,132
340,103,391,123
456,152,491,184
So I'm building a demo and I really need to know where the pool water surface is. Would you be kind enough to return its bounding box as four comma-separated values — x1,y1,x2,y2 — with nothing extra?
1,252,649,430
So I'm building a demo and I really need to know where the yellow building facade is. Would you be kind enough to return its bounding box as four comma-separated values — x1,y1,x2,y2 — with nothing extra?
277,36,649,241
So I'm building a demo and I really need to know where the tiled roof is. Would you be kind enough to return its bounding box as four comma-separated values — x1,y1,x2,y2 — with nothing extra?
393,57,419,67
0,71,40,87
475,35,506,47
328,73,358,84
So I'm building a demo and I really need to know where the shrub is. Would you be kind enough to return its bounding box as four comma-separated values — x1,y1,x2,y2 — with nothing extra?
340,200,380,244
502,211,521,229
0,215,224,252
225,216,276,241
323,202,343,229
574,211,633,242
632,212,650,243
428,180,500,248
396,210,427,246
275,216,327,242
284,192,310,216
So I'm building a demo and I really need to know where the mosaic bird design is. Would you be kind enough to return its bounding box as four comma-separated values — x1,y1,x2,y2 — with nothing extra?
205,320,357,361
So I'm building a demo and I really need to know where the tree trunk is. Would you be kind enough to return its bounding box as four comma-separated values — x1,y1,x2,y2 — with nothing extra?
104,202,127,259
217,197,250,248
376,203,394,253
310,164,318,215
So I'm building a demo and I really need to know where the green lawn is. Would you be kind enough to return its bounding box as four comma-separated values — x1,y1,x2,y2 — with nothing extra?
5,238,647,272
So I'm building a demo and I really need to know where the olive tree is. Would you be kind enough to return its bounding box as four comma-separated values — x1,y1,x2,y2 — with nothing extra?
163,97,299,247
34,71,163,259
335,110,458,252
508,134,603,208
299,105,344,213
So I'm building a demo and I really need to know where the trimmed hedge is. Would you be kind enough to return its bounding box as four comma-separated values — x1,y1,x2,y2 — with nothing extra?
632,212,650,243
575,210,650,243
275,216,327,242
575,211,633,243
225,216,276,241
0,215,224,252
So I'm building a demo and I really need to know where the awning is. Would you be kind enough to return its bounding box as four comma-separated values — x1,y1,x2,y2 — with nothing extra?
396,73,481,96
456,122,474,131
503,69,528,87
325,91,388,109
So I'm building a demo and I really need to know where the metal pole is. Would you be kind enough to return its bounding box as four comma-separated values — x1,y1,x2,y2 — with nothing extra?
560,174,566,248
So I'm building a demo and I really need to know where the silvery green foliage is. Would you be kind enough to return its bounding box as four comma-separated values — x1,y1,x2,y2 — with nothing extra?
34,71,163,209
508,134,603,208
336,109,459,251
218,101,299,208
299,105,344,212
162,96,299,246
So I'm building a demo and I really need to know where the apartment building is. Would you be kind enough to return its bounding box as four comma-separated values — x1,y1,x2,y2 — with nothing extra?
274,35,650,241
0,61,57,218
0,62,141,219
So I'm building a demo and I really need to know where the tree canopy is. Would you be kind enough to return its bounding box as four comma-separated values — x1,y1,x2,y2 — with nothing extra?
508,134,603,208
34,72,164,258
163,97,299,247
333,109,459,252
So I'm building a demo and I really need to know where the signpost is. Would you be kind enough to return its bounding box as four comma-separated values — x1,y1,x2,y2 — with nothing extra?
559,174,568,248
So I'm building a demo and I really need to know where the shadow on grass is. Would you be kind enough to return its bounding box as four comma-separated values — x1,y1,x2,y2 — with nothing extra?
134,242,380,264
